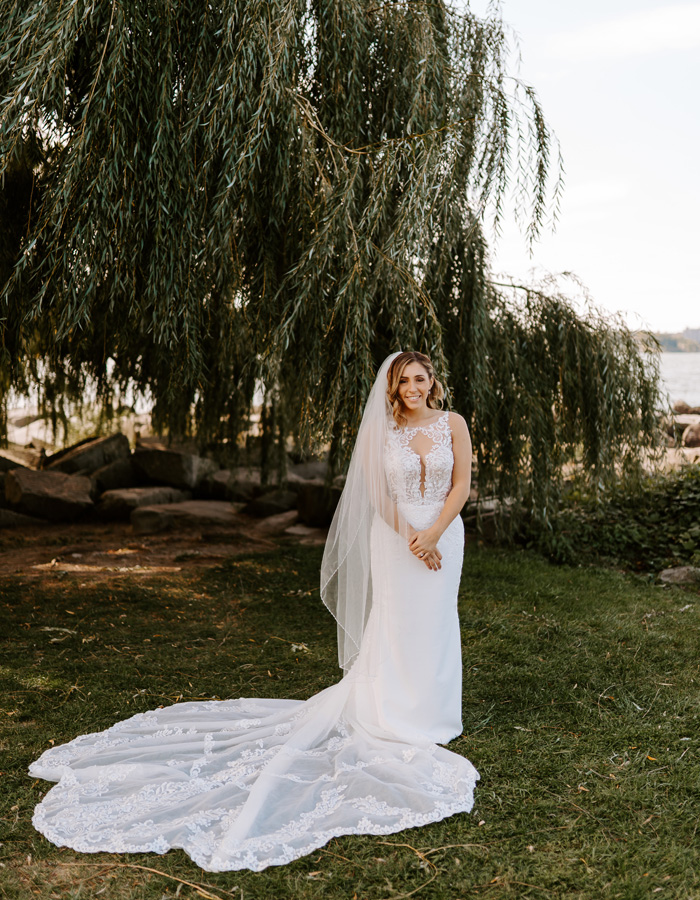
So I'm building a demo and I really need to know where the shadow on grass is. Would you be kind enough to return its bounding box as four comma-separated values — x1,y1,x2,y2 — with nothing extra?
1,542,698,899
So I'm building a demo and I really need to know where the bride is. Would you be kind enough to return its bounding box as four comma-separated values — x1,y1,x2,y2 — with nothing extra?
29,351,479,872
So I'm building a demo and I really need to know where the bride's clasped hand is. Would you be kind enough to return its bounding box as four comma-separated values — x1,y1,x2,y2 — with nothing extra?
29,350,479,872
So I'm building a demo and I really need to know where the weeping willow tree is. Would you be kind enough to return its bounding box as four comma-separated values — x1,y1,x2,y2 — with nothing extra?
0,0,663,528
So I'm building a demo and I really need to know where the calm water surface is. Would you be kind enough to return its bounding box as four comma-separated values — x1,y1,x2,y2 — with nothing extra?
659,352,700,406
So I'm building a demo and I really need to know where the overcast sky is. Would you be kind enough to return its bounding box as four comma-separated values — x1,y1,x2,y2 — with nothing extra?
466,0,700,333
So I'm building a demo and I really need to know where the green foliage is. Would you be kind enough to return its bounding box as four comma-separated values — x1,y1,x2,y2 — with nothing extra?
0,1,663,528
2,544,700,897
538,464,700,572
446,274,665,534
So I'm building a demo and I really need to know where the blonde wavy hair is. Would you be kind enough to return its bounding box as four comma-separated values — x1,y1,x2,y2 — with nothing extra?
386,351,444,427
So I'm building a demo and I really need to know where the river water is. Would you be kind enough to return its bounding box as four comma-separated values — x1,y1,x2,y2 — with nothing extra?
658,353,700,407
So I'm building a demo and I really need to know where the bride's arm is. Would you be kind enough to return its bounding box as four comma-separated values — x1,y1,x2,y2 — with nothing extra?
408,412,472,559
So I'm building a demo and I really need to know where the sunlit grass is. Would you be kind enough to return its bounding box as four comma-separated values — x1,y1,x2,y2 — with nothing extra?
1,543,698,899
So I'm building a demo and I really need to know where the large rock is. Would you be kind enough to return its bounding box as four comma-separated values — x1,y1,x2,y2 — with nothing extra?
227,468,262,502
200,469,233,500
288,460,329,481
255,509,299,534
46,433,131,475
132,448,218,489
8,413,44,428
244,489,297,518
227,467,287,501
284,461,330,495
131,500,243,535
285,521,328,545
663,413,700,444
659,566,700,585
296,481,342,527
673,400,700,415
91,457,139,494
5,469,93,521
682,423,700,448
0,453,28,473
98,486,191,520
674,413,700,429
0,508,48,528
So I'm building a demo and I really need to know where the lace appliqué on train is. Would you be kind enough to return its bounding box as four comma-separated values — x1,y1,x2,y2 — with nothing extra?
30,408,478,873
30,697,478,872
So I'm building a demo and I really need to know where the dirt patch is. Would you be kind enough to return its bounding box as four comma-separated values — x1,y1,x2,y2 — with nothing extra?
0,516,327,584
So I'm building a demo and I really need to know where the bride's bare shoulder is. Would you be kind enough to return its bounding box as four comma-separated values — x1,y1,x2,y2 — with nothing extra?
446,411,469,433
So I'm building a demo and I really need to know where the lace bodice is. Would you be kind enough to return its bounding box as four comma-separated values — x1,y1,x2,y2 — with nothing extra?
385,411,453,508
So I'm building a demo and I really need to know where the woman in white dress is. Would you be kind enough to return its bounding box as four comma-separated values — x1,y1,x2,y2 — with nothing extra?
29,351,479,872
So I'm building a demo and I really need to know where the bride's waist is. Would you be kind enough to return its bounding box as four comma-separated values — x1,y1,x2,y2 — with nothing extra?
397,500,445,531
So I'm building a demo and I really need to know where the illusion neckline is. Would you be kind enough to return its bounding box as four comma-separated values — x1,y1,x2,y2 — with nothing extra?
398,410,449,434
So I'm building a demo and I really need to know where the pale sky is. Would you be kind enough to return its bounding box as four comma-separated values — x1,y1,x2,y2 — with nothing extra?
466,0,700,333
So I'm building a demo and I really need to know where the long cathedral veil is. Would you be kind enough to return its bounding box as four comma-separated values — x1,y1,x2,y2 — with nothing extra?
320,352,410,672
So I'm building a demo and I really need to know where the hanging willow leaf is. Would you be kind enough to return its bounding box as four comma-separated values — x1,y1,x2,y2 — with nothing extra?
0,0,662,529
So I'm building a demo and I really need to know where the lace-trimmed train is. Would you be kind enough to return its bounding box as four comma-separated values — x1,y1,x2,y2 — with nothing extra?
30,409,479,871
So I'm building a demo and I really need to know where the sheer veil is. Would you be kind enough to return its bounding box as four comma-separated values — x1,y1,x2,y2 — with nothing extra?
320,352,410,672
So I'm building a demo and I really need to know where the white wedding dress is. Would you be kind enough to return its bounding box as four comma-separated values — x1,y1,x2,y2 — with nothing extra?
30,411,479,871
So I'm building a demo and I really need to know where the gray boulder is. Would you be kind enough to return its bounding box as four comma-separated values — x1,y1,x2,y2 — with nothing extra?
5,469,93,521
288,460,328,481
203,469,231,500
132,448,218,489
659,566,700,585
131,500,243,535
244,489,297,518
98,486,191,520
285,521,328,544
46,433,131,475
664,413,700,444
227,467,286,502
91,457,139,494
255,510,299,534
227,468,261,502
675,413,700,427
0,453,28,473
8,413,44,428
296,481,342,527
673,400,700,415
682,423,700,448
285,462,332,496
0,508,48,528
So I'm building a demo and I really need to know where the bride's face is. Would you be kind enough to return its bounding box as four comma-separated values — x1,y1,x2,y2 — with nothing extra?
398,362,433,411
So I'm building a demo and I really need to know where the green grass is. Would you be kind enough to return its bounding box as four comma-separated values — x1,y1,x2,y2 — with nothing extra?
1,543,699,899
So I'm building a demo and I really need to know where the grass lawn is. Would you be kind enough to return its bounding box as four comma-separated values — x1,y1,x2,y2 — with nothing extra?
1,542,699,899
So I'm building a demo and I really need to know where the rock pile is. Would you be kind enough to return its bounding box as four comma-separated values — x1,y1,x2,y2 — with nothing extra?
0,433,339,535
664,404,700,449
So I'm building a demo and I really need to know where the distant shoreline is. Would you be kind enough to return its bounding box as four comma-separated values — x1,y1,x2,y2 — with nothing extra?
653,332,700,353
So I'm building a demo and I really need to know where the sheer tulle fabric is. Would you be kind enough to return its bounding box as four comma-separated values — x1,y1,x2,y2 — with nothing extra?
30,361,479,872
320,351,408,672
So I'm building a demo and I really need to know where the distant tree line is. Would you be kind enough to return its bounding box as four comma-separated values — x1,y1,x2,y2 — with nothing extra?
654,330,700,352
